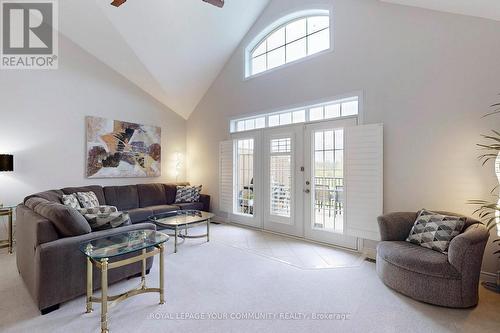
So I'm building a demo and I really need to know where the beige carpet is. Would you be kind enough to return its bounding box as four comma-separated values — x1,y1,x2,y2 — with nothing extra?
0,224,499,333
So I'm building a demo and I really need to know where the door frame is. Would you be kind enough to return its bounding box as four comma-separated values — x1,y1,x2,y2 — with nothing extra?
303,118,358,250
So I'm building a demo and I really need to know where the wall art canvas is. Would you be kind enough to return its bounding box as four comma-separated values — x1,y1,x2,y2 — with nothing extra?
86,116,161,178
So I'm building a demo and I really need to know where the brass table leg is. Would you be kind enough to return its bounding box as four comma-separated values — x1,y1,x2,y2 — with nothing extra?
207,218,210,242
86,257,93,313
174,226,178,253
8,211,12,254
159,244,165,304
101,258,109,333
141,248,146,289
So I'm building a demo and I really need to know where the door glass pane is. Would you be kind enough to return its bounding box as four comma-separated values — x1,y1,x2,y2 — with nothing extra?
236,139,254,216
270,138,292,219
312,129,344,233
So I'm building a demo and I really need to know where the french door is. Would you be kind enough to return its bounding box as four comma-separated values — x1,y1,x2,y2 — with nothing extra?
262,126,303,236
228,118,371,250
303,119,358,249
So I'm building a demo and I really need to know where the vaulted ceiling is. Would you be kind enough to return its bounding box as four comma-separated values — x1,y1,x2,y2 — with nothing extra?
58,0,269,119
380,0,500,22
57,1,498,120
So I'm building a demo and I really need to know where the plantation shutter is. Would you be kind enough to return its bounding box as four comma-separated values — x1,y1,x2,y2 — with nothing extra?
344,124,384,241
219,140,233,214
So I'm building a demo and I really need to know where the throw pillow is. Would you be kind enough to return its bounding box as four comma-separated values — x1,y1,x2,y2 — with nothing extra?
175,185,202,203
406,209,466,254
76,191,100,208
78,205,131,231
61,194,81,209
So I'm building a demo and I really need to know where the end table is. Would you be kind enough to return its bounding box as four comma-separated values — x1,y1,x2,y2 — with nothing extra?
0,206,14,254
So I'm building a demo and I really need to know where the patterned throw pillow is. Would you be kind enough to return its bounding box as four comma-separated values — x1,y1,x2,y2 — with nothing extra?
76,191,100,208
175,185,203,203
406,209,466,254
61,194,81,209
77,205,130,231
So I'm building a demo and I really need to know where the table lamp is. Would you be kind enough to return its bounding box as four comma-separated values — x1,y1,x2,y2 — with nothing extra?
0,154,13,208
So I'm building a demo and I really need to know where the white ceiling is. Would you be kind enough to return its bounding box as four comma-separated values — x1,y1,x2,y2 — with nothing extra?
381,0,500,22
58,0,269,119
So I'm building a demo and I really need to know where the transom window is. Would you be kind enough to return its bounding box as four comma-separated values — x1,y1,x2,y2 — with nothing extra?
230,96,359,133
248,14,331,77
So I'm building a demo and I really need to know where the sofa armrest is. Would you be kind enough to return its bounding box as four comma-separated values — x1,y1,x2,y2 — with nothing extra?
377,212,418,241
448,223,489,271
199,194,211,212
35,222,157,310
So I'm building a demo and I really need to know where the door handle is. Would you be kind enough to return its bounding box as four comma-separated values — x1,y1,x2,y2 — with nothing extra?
304,189,310,193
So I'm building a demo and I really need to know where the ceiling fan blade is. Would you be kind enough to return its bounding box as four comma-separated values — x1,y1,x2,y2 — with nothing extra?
110,0,127,7
202,0,224,8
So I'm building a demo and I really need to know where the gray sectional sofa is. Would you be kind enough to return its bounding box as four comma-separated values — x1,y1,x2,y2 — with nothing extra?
16,183,210,314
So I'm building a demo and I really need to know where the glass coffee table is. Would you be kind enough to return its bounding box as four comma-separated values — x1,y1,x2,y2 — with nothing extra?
80,230,169,333
149,210,215,253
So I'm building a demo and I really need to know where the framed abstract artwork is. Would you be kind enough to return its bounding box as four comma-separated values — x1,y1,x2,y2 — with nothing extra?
86,116,161,178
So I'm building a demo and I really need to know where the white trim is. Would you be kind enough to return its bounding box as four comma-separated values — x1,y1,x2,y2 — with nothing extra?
228,91,365,134
244,8,333,79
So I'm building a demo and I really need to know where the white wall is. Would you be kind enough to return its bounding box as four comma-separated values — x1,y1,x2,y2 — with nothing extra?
0,34,187,207
187,0,500,274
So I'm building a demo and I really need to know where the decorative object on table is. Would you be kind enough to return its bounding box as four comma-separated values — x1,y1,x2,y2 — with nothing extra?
469,97,500,293
86,116,161,178
80,230,168,333
175,185,202,203
406,209,466,254
0,206,15,254
149,210,214,253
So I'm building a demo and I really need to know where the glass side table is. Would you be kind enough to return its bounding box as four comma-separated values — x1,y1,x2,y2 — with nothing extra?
0,205,15,254
79,230,169,333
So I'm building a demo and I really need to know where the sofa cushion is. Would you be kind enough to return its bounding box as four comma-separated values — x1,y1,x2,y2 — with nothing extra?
78,206,131,231
75,192,100,208
137,184,167,207
406,209,466,254
29,198,91,237
377,241,461,279
24,190,64,204
61,194,81,209
176,202,204,211
149,205,179,215
61,186,106,205
175,185,202,203
164,184,178,204
103,185,139,210
127,207,154,223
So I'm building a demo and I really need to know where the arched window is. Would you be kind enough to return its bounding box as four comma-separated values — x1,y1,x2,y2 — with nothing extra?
247,11,331,77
